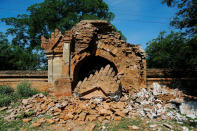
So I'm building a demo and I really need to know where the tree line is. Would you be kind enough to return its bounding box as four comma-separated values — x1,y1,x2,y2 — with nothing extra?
0,0,196,70
146,0,197,69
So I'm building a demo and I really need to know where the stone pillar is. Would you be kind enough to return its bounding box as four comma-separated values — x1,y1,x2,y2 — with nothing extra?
63,42,71,77
47,55,53,83
47,54,63,85
53,41,72,97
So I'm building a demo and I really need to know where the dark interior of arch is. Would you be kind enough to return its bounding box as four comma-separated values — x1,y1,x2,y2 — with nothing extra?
72,55,118,90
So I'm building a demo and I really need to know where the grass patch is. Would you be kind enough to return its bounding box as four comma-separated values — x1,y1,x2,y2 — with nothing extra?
0,81,46,107
0,116,23,131
94,117,197,131
16,111,36,119
16,81,39,98
0,94,15,107
94,117,145,131
0,85,16,107
0,108,53,131
0,82,48,131
0,85,14,95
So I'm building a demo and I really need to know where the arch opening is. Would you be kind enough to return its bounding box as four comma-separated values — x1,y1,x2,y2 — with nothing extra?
72,55,118,90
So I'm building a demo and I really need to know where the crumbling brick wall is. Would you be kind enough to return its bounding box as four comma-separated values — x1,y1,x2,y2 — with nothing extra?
41,20,146,97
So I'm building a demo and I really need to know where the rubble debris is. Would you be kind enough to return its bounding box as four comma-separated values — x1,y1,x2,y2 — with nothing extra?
46,119,55,124
128,125,139,130
23,118,32,123
163,123,172,129
182,126,189,131
179,101,197,119
4,82,197,128
0,107,8,111
32,122,42,127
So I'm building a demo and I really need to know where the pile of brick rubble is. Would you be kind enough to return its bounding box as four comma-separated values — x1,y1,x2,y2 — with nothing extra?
4,82,197,128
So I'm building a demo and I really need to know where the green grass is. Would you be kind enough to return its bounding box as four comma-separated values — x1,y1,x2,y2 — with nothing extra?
94,117,197,131
16,111,36,119
109,118,142,131
0,107,53,131
0,81,48,130
16,81,39,98
94,117,146,131
0,94,14,107
0,85,16,107
0,85,14,95
0,118,23,131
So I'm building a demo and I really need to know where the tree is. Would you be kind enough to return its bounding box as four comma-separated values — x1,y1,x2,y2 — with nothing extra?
146,31,197,69
1,0,115,70
1,0,114,50
162,0,174,6
162,0,197,36
0,32,40,70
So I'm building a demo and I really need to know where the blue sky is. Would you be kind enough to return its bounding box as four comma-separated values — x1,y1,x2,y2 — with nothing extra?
0,0,177,49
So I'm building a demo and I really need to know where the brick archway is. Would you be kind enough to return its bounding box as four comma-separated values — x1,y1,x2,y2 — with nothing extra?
41,20,146,97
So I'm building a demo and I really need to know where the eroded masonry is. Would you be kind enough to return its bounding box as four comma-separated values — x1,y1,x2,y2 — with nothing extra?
41,20,146,98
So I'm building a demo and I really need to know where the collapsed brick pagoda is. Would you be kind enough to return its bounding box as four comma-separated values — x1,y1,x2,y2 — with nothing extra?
41,20,146,98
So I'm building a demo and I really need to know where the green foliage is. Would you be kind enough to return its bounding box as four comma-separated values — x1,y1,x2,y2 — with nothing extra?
16,81,39,98
0,32,40,70
0,94,14,107
94,118,143,131
0,85,14,95
148,0,197,70
0,118,23,131
16,111,35,119
162,0,197,36
146,31,197,68
0,82,44,107
0,0,116,70
0,85,15,107
25,0,114,44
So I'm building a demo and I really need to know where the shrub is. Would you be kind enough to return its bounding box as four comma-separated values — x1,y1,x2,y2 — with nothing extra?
0,85,14,95
0,82,42,107
16,81,39,98
0,94,13,107
0,85,15,107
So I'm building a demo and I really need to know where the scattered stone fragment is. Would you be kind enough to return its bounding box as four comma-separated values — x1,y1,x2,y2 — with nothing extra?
0,107,8,111
78,112,87,121
149,124,157,128
114,116,122,121
86,115,98,122
22,99,29,105
98,116,105,123
179,101,197,119
4,83,196,128
32,122,41,127
37,118,45,124
84,123,96,131
128,125,139,130
46,119,55,124
182,126,189,131
23,118,32,123
163,123,172,129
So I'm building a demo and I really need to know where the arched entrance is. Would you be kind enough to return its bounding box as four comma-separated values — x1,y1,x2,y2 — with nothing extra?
72,55,118,90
